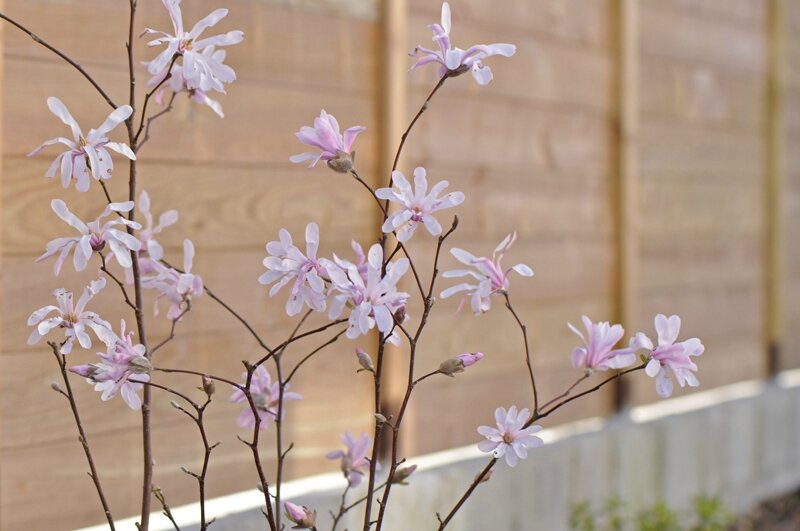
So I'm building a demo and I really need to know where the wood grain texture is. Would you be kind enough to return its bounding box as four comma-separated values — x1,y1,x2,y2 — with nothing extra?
1,0,796,528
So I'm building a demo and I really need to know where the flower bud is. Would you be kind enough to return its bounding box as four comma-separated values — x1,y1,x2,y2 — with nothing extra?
252,393,269,411
356,348,375,373
69,363,99,379
129,356,153,374
326,150,354,173
392,464,418,485
374,413,388,425
201,375,215,396
50,381,63,393
284,501,316,529
438,358,465,377
456,352,484,368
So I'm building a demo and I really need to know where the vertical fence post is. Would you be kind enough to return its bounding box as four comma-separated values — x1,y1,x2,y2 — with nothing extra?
766,0,786,376
377,0,410,455
614,0,640,410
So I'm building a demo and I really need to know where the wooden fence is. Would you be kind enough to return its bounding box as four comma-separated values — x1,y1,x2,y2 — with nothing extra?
1,0,798,529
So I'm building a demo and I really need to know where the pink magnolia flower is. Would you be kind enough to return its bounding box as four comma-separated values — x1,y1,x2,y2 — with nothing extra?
28,97,135,192
143,0,243,93
440,232,533,314
325,431,376,487
323,244,409,342
630,314,705,398
410,2,516,85
289,110,366,171
147,48,226,118
230,365,302,430
283,502,316,529
439,351,484,376
477,406,543,467
568,316,636,372
375,167,464,242
69,320,151,410
36,199,141,275
27,277,115,354
258,223,326,316
142,239,203,320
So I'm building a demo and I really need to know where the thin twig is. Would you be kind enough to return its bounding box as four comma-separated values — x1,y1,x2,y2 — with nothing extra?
48,342,117,530
0,13,117,109
503,292,539,414
285,328,347,384
153,487,181,531
135,54,179,145
138,92,177,152
148,305,191,357
100,254,137,311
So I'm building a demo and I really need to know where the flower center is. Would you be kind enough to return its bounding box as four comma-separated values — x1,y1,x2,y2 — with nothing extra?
502,433,514,444
179,38,194,52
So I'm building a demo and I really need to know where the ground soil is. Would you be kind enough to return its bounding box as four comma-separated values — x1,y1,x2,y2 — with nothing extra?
731,488,800,530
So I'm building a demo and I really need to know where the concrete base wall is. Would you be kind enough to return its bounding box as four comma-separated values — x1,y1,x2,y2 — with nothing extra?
81,370,800,531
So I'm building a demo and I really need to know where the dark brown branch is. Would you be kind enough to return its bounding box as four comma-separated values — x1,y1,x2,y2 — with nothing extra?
0,13,118,109
100,255,137,312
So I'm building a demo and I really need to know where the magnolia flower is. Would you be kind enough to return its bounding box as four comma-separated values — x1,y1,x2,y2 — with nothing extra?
142,239,203,320
375,167,464,242
69,320,151,410
289,110,366,172
28,97,135,192
284,502,316,529
258,223,326,316
568,316,636,372
148,48,226,118
410,2,516,85
440,232,533,314
477,406,543,467
325,431,375,487
143,0,243,93
27,277,115,354
324,244,409,342
36,199,141,276
630,314,704,398
230,365,301,430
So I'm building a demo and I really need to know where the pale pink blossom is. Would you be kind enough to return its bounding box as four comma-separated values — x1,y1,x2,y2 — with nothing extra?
630,314,704,398
326,431,376,487
410,2,516,86
28,97,135,192
27,277,115,354
148,49,226,118
289,110,366,171
230,365,301,430
143,0,243,94
323,244,409,342
69,320,151,410
36,199,141,275
440,232,533,314
142,239,203,320
375,167,464,242
477,406,543,467
134,190,178,268
258,223,326,316
283,502,315,529
568,316,636,372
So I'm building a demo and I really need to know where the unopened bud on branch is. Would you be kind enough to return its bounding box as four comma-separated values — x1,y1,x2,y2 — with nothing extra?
284,501,316,529
356,347,375,373
392,464,418,485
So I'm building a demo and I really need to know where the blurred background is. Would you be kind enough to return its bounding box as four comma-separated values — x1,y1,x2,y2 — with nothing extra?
1,0,799,529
